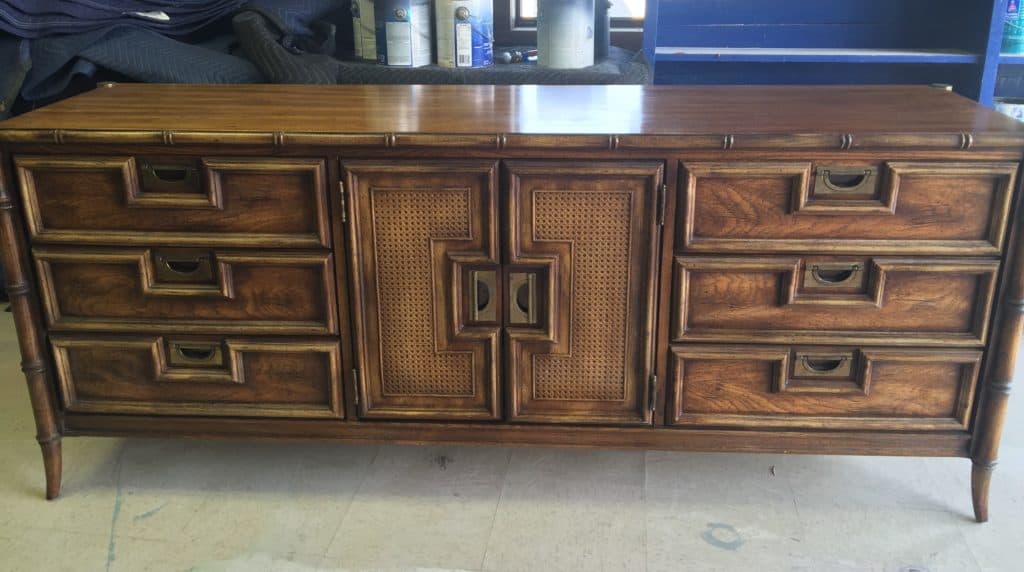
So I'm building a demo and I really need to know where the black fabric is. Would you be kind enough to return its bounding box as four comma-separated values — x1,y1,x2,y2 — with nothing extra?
244,0,341,40
0,1,246,39
22,25,263,101
233,9,338,83
0,36,29,119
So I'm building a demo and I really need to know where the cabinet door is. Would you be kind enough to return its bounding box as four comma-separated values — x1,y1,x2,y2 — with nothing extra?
345,161,501,420
505,161,664,424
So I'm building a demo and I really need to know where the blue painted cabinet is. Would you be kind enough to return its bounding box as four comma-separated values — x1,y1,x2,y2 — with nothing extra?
643,0,1017,107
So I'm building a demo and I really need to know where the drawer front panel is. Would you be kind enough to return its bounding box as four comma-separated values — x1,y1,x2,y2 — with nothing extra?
672,256,998,346
680,161,1017,255
51,334,343,417
669,345,980,430
35,248,337,334
16,155,330,247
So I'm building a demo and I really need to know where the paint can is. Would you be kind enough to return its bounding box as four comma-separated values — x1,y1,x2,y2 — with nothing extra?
537,0,595,69
594,0,610,60
375,0,432,67
436,0,494,68
351,0,376,61
1005,0,1024,54
995,99,1024,122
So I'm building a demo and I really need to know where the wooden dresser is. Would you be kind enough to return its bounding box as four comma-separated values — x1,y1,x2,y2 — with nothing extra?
1,84,1021,522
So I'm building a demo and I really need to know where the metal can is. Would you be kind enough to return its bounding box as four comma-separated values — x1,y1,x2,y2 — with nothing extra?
995,98,1024,122
436,0,494,68
375,0,432,67
351,0,376,61
537,0,595,69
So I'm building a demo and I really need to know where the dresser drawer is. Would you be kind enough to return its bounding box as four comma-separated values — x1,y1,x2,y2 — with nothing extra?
672,256,999,346
51,334,343,417
15,155,330,248
679,161,1017,255
669,345,980,431
35,248,338,335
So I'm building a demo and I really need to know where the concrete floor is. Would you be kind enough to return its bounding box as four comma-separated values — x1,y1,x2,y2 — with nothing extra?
0,311,1021,572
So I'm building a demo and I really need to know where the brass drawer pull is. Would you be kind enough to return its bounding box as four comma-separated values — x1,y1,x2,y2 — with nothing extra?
139,160,201,194
509,272,536,325
794,353,854,378
807,263,861,286
815,166,878,195
470,269,497,322
167,342,224,367
154,252,214,283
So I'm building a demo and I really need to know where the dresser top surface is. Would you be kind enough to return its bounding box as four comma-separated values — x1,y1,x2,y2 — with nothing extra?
2,84,1021,137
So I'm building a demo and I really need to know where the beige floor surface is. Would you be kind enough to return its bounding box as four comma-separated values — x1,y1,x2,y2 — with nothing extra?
0,310,1021,572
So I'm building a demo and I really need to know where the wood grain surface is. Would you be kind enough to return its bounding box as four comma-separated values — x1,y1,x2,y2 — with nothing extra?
1,84,1022,147
16,155,330,247
669,345,980,431
51,334,342,418
672,256,999,346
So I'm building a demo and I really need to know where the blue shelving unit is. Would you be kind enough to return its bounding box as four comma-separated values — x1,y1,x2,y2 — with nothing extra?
643,0,1013,107
654,48,980,65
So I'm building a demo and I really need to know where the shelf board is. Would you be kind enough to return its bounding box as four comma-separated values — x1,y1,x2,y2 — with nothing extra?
1000,52,1024,65
655,47,980,64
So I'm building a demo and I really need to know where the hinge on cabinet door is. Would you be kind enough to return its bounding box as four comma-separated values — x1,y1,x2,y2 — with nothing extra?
339,180,348,223
647,374,658,412
352,368,360,406
656,183,667,226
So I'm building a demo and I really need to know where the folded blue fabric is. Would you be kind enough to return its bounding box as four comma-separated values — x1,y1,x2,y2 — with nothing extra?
0,36,30,118
0,1,245,38
244,0,340,39
22,25,263,100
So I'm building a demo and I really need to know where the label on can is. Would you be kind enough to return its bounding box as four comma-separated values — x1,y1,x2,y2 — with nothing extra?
436,0,493,68
378,1,431,67
385,21,412,66
456,20,472,67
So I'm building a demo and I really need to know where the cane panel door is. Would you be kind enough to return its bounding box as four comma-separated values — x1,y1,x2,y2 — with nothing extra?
504,161,664,424
345,161,501,420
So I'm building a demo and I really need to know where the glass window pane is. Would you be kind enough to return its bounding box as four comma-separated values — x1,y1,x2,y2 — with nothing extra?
519,0,644,21
612,0,645,19
521,0,537,19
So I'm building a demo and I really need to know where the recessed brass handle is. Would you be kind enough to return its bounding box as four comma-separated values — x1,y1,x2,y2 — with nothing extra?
509,272,536,325
793,353,854,378
139,160,201,194
167,342,224,367
806,263,861,287
814,166,878,195
154,252,215,283
470,269,497,322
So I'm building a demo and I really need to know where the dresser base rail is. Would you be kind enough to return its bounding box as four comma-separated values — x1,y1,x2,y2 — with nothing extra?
63,413,970,457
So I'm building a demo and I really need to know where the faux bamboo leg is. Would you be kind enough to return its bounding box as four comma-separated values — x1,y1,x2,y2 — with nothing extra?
40,439,62,500
970,171,1024,523
0,152,63,499
972,461,994,523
